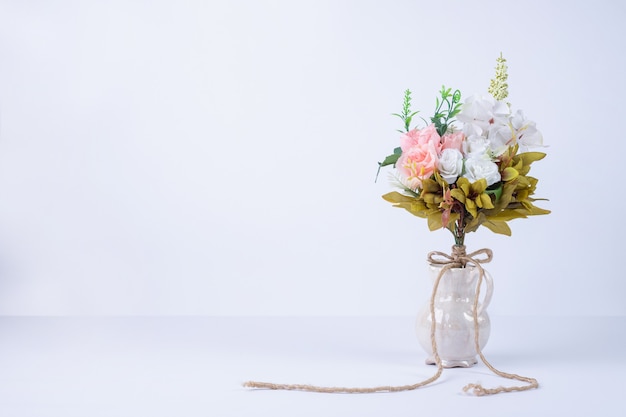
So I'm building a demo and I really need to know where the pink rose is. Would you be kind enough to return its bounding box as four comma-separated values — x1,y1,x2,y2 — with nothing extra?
441,131,464,153
397,141,439,189
400,124,442,153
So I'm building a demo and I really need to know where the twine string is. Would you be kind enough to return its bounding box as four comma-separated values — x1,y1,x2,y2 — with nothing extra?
243,246,538,396
242,268,446,394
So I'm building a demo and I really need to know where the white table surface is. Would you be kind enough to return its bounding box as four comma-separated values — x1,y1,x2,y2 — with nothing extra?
0,315,623,417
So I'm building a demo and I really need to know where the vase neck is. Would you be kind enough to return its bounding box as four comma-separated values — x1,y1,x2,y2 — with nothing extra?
451,245,467,264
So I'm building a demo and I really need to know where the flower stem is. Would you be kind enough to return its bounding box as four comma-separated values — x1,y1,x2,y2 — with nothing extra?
454,209,465,246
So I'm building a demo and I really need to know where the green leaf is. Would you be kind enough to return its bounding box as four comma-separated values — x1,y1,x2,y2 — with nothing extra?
485,183,503,202
449,108,462,118
379,153,400,167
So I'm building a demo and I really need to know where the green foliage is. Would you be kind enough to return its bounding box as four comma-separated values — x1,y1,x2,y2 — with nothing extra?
431,86,462,136
375,147,402,182
376,90,419,182
391,89,419,133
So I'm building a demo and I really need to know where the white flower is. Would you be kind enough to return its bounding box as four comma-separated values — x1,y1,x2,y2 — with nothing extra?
463,156,501,186
486,123,515,157
463,134,490,158
458,94,515,158
510,110,543,149
437,148,464,185
457,94,510,138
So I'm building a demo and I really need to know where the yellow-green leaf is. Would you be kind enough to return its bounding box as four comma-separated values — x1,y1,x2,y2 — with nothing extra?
482,220,512,236
450,188,466,203
516,189,530,201
421,178,441,193
433,171,448,188
485,209,528,221
457,177,470,195
517,152,546,166
464,213,485,233
501,167,519,182
525,204,551,215
515,175,531,189
382,192,415,204
422,192,439,205
470,178,488,194
480,193,494,209
465,199,478,218
427,212,443,231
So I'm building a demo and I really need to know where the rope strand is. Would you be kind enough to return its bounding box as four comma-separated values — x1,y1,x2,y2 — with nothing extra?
243,245,538,395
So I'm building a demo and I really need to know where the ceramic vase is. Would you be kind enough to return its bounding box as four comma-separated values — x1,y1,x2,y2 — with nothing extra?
415,262,494,368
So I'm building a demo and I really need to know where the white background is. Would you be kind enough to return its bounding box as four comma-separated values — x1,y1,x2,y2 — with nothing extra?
0,0,624,317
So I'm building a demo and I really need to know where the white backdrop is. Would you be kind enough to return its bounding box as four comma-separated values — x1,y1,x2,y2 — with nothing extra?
0,0,624,316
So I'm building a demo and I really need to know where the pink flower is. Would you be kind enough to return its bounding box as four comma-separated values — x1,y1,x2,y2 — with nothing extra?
397,141,439,189
441,131,464,152
400,124,442,153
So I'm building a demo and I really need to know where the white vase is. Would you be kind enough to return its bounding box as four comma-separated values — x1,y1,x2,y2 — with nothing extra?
415,262,494,368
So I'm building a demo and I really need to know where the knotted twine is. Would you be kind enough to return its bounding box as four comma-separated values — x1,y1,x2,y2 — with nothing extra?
243,245,538,396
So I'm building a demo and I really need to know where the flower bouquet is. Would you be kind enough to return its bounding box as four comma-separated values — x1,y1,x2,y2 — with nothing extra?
376,55,549,389
378,55,549,246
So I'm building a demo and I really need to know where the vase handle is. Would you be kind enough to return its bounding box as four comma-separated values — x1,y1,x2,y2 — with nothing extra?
478,269,494,316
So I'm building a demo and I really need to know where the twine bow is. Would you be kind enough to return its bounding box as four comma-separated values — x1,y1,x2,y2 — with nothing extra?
243,246,538,396
428,245,493,268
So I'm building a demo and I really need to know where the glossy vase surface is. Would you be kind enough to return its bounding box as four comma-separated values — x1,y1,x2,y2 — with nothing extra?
416,263,493,368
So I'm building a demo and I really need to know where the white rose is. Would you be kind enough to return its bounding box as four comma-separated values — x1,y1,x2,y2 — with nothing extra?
463,134,489,158
437,148,464,185
463,156,501,186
